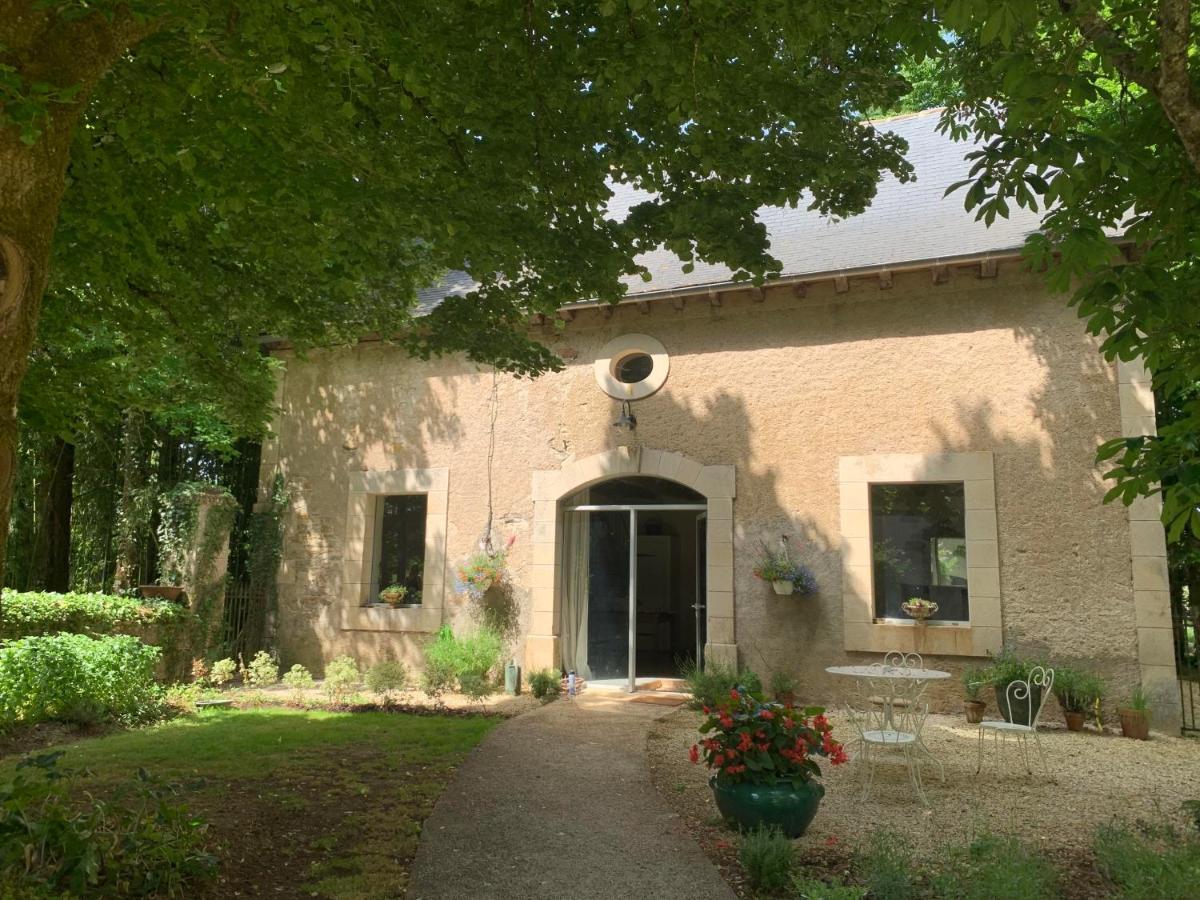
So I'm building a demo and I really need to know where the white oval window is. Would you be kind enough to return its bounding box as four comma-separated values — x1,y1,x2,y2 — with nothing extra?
594,334,669,400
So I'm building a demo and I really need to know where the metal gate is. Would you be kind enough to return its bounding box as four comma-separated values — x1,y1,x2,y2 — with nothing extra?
223,579,270,661
1170,586,1199,734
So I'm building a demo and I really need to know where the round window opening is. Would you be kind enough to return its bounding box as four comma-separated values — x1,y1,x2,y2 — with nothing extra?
593,333,669,400
615,352,654,384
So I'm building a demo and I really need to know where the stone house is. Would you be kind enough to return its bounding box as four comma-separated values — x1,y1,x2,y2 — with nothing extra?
258,109,1178,727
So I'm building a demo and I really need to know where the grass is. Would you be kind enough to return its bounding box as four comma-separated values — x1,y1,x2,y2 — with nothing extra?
2,706,498,898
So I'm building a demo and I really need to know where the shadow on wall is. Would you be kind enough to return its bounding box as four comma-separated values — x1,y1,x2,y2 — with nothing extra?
264,268,1146,715
266,347,466,673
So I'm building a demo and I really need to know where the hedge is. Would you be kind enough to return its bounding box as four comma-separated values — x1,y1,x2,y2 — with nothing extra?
0,633,163,729
0,589,192,640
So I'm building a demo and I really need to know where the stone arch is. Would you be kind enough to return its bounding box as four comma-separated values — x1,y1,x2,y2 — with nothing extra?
526,447,736,677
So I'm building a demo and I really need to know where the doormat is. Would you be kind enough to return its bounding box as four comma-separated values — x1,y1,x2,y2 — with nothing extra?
629,694,688,706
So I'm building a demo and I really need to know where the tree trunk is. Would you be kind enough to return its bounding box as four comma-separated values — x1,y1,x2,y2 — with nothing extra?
112,410,146,593
0,5,158,592
39,438,74,592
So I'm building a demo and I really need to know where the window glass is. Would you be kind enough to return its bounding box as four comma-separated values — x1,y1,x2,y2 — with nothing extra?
376,495,427,604
870,483,968,621
615,352,654,384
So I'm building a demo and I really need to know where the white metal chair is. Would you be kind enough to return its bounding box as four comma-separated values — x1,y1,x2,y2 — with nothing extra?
846,677,935,804
976,666,1054,776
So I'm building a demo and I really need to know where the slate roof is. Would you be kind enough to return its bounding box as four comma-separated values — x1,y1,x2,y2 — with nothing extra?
417,107,1044,312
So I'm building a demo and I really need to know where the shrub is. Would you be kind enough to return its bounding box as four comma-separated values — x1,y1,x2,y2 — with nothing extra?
679,658,762,710
420,656,456,701
281,664,315,699
930,833,1058,900
244,650,279,688
209,657,237,686
1094,818,1200,899
857,829,916,900
0,752,215,896
791,875,864,899
422,625,503,695
0,588,191,640
0,633,162,729
528,668,561,701
1052,666,1104,715
323,655,360,703
739,825,795,893
365,661,408,697
769,670,800,699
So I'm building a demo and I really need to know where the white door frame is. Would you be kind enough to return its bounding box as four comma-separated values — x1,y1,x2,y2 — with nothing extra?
526,447,736,680
566,502,707,692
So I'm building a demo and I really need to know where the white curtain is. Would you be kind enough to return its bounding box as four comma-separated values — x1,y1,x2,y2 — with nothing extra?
559,491,591,678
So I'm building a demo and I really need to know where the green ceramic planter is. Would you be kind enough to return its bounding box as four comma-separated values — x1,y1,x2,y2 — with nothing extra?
709,776,825,837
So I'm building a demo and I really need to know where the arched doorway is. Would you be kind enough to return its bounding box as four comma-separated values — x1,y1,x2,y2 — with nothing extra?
559,476,707,689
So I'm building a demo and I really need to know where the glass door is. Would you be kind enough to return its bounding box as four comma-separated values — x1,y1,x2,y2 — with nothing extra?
695,513,707,669
586,510,632,682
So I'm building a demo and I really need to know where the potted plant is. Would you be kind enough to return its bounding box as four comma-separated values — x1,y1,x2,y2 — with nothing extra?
457,535,516,600
962,667,987,724
379,584,408,607
900,596,938,621
1053,667,1103,732
770,671,800,707
751,537,817,597
1118,686,1151,740
690,686,847,837
984,650,1045,724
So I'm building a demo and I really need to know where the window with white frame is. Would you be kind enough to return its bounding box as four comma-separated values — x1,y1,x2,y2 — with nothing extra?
869,482,968,622
372,495,427,605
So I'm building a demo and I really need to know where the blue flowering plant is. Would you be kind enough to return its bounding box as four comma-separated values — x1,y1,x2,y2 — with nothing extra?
752,538,817,596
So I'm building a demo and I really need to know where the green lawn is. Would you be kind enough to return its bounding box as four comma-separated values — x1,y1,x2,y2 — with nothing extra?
4,707,499,898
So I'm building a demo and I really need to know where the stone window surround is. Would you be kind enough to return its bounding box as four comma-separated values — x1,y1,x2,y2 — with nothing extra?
593,333,670,401
526,446,736,675
838,451,1002,657
338,468,449,634
1117,358,1177,729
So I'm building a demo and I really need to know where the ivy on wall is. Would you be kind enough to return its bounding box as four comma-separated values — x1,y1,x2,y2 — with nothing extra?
245,474,289,650
155,482,238,659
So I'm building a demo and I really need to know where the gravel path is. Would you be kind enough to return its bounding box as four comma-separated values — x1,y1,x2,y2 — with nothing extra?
408,695,735,900
648,706,1200,858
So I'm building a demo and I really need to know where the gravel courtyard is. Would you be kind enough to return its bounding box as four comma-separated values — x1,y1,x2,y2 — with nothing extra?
648,706,1200,857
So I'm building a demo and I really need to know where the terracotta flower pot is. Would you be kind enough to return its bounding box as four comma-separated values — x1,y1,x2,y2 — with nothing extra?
964,699,985,724
139,584,187,604
1118,708,1151,740
1064,711,1085,732
776,691,797,707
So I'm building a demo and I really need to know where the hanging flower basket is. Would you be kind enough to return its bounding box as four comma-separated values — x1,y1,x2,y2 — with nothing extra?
752,536,817,597
901,597,938,621
457,535,516,600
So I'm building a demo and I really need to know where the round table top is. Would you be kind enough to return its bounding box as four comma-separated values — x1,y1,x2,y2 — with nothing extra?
825,664,951,681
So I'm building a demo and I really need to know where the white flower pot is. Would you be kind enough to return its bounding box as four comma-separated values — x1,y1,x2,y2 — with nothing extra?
771,580,795,596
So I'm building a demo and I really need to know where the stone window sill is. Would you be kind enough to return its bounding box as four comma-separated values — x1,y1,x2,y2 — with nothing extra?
341,605,440,634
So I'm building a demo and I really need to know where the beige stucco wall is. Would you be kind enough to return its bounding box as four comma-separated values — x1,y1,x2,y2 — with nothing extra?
261,261,1171,723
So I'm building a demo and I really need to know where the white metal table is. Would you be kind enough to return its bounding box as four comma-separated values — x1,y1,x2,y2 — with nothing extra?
825,664,952,727
827,662,951,801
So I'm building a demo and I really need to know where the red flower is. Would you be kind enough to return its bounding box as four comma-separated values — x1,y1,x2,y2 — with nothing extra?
719,713,734,729
737,732,753,752
813,714,830,732
759,709,775,720
830,745,849,765
730,689,740,701
689,744,700,764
